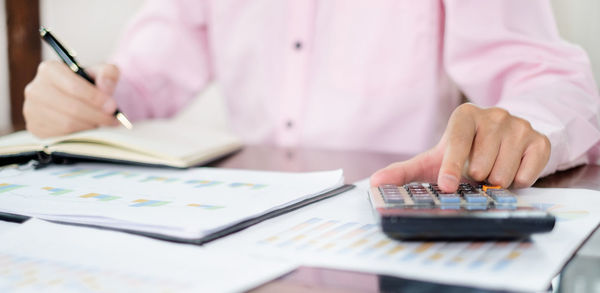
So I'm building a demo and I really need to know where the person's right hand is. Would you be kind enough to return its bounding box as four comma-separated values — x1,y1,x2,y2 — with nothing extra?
23,61,120,138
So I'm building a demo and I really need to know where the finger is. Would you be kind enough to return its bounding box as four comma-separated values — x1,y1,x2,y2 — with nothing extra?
88,64,120,96
437,108,477,192
26,99,95,137
38,61,113,113
29,81,116,127
467,129,502,182
370,147,442,187
487,138,528,188
26,118,55,138
28,116,91,138
512,136,551,188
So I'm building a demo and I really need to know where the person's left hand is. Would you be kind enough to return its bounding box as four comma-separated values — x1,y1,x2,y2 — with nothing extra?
370,103,551,192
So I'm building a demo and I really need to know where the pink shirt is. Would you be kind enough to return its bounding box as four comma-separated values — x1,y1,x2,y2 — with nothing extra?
112,0,600,176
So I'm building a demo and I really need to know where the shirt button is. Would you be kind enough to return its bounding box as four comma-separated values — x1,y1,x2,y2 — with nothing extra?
286,120,293,129
294,41,302,50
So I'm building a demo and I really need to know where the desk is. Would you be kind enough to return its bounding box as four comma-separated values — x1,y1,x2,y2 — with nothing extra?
209,145,600,292
0,145,597,291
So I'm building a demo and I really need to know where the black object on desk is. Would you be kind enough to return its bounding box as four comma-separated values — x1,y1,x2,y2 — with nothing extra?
369,183,556,240
39,26,133,129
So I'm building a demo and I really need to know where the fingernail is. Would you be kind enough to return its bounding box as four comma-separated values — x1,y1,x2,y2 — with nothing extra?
102,99,117,114
439,174,458,190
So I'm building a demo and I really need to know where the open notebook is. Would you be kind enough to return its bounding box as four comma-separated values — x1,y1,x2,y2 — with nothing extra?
0,119,242,168
0,163,351,244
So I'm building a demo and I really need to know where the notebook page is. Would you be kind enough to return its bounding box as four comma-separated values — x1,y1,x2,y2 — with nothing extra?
57,119,241,162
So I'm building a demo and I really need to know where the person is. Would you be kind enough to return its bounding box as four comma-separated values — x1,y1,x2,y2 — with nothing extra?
23,0,600,192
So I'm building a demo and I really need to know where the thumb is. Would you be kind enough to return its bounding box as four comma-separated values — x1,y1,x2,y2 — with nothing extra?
369,146,444,187
88,64,120,96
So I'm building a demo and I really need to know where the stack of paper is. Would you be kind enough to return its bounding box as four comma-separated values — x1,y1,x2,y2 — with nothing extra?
0,163,344,242
0,219,295,292
209,180,600,292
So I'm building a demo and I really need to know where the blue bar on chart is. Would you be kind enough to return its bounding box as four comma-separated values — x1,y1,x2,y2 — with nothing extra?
80,193,120,201
229,182,267,189
139,176,179,183
130,199,170,207
0,183,25,193
52,169,99,178
185,180,222,188
92,171,138,179
187,203,224,210
42,187,73,196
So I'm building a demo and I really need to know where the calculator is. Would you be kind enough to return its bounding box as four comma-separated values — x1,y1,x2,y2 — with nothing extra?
368,183,555,240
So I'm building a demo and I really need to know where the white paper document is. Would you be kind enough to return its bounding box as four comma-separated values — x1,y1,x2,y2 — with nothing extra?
0,163,343,241
0,219,295,292
208,180,600,292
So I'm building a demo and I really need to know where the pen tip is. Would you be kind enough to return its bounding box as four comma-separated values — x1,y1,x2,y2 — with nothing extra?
116,112,133,130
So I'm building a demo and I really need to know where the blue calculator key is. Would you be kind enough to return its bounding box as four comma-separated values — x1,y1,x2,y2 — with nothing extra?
464,193,488,204
438,193,461,203
492,195,517,203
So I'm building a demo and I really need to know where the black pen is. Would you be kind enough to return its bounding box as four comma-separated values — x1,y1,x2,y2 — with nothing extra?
39,26,133,129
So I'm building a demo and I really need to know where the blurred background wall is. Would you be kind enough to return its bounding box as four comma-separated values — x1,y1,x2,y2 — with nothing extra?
0,0,599,133
552,0,600,86
0,2,8,133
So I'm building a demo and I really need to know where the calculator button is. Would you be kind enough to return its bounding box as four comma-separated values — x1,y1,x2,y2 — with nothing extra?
410,190,429,195
438,193,461,204
382,190,402,195
412,197,434,204
379,186,400,194
486,189,517,204
380,185,399,190
482,185,502,192
492,194,517,204
384,197,405,204
412,194,434,204
458,183,474,190
464,193,488,204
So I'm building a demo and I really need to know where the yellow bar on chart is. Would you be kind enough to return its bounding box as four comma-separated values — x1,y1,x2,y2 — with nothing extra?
80,193,100,198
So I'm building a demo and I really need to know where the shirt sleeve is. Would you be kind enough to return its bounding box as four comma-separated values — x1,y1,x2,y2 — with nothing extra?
443,0,600,176
111,0,213,121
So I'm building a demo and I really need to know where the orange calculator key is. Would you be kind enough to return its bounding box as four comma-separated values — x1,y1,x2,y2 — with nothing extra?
482,185,502,192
